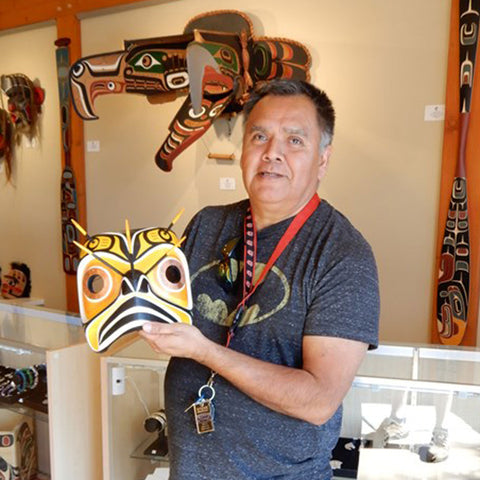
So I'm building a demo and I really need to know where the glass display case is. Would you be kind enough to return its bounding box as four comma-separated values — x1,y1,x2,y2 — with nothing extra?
341,343,480,479
0,301,102,480
102,339,480,480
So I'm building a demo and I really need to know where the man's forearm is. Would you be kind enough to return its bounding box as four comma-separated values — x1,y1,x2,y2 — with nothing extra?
197,338,339,425
140,323,366,425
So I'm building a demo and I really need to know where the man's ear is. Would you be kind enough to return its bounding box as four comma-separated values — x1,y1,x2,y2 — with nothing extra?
317,145,332,182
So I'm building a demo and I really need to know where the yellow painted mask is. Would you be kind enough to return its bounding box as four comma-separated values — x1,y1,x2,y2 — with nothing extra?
75,222,192,353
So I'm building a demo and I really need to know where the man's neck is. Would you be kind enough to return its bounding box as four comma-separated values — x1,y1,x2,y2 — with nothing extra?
250,199,310,231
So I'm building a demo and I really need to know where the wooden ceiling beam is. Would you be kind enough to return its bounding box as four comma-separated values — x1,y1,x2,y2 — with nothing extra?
0,0,152,31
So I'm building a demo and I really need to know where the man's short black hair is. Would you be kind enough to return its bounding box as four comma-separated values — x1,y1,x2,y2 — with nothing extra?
243,79,335,151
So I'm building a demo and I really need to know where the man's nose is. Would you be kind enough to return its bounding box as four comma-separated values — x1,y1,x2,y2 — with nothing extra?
262,138,283,162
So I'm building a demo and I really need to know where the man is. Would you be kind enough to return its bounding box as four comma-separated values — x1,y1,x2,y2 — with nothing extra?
141,79,379,479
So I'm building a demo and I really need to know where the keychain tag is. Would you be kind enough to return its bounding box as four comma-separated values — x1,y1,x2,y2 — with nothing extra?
185,384,215,434
194,400,215,434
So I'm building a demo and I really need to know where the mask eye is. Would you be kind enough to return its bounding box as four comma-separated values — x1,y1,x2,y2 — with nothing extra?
71,63,84,77
156,258,185,292
134,53,161,69
83,266,112,301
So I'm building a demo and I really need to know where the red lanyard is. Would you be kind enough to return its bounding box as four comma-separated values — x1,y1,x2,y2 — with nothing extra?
225,193,321,347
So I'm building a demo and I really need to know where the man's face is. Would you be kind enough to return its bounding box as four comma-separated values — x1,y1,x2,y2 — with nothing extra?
1,267,27,298
240,94,331,217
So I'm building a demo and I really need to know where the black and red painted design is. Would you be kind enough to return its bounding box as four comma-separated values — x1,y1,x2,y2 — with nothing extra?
0,420,36,480
55,37,81,275
437,0,479,345
69,10,311,172
0,74,44,139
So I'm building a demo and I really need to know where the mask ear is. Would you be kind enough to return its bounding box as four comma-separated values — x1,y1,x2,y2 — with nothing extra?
318,145,332,182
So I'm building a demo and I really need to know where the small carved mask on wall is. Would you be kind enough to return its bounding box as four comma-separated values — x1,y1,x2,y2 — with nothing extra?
1,262,32,299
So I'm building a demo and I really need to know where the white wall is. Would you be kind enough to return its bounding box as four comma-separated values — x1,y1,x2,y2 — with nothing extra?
0,22,66,309
0,0,452,343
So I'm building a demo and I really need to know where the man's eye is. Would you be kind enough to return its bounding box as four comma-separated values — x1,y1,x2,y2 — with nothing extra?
290,137,304,146
253,133,266,142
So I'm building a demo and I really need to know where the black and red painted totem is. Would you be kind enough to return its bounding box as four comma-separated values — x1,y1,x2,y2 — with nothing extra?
68,10,311,172
55,37,81,275
436,0,479,345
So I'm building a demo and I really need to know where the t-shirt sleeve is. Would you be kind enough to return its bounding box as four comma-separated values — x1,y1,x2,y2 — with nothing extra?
303,236,380,349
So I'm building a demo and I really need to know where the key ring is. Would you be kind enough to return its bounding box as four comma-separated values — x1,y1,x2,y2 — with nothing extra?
198,384,215,401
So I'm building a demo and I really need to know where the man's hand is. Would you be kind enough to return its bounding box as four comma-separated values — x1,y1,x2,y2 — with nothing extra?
139,322,211,362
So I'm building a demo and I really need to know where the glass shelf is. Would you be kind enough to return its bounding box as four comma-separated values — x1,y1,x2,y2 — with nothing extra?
131,435,169,465
0,303,83,352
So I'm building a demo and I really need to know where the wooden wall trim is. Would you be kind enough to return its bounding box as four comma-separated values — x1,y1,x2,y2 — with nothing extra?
0,0,152,31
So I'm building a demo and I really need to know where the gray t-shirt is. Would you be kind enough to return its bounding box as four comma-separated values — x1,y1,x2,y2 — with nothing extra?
165,199,379,479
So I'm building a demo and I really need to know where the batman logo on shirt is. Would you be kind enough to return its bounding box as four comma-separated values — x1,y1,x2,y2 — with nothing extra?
191,261,290,327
